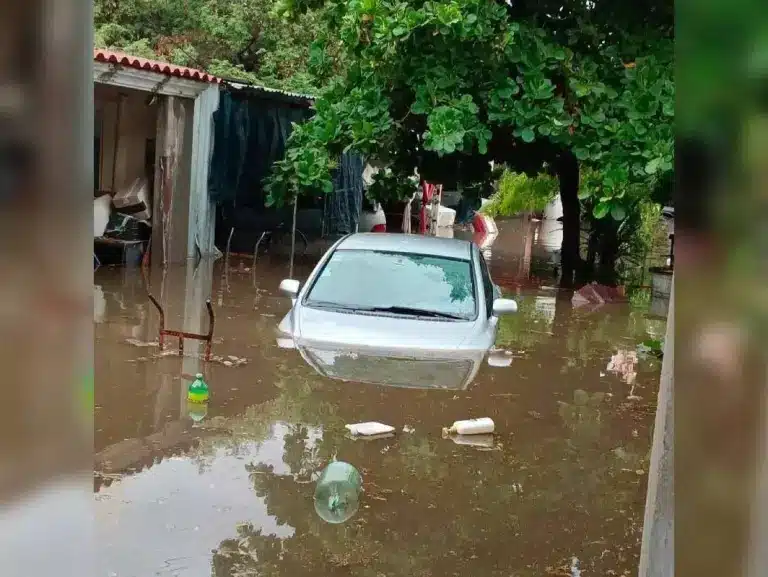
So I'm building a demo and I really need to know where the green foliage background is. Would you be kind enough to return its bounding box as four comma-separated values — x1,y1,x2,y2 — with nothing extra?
94,0,343,94
480,170,558,218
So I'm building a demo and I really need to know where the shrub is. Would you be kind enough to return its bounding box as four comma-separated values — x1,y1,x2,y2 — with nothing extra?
480,170,558,218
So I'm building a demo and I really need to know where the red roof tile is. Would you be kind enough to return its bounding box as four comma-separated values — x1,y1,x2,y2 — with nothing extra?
94,49,220,84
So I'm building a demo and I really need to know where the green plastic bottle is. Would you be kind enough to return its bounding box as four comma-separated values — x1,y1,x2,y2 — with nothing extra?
187,373,209,403
313,460,362,524
187,401,208,422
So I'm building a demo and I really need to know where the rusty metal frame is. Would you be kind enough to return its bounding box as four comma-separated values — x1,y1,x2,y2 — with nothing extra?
147,294,215,360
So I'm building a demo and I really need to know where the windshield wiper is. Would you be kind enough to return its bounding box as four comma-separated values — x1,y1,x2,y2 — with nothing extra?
306,300,358,312
362,305,465,320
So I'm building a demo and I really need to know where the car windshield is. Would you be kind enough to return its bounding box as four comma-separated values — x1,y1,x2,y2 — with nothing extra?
305,249,477,320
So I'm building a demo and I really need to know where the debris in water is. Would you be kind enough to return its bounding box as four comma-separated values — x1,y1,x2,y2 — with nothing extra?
445,433,495,449
402,425,415,434
570,556,581,577
314,460,362,524
346,432,395,442
442,417,495,436
156,349,180,358
125,338,159,348
487,351,513,367
209,355,248,367
345,422,396,436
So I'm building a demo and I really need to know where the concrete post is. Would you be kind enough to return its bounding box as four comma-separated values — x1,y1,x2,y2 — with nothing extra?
152,95,189,266
638,282,674,576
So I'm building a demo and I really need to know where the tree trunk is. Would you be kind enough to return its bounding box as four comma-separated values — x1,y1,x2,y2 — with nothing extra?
557,150,581,288
597,221,620,285
582,228,599,283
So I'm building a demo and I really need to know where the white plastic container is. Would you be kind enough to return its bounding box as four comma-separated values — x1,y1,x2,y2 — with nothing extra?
425,204,457,228
444,417,495,436
345,422,395,436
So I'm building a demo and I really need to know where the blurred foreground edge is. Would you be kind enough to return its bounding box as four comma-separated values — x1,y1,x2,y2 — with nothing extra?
0,0,92,575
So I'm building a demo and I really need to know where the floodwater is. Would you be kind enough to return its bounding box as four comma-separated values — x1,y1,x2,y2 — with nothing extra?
94,218,666,577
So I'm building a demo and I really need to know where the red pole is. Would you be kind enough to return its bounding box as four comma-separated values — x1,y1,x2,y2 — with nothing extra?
420,181,433,235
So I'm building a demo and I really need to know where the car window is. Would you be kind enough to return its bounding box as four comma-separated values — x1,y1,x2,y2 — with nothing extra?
305,249,477,320
477,252,495,317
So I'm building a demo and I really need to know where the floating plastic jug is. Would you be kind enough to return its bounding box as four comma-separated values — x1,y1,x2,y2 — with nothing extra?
187,373,209,403
314,460,362,524
443,417,495,436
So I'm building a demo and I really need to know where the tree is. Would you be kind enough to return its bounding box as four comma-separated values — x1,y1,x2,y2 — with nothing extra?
265,0,674,285
94,0,343,93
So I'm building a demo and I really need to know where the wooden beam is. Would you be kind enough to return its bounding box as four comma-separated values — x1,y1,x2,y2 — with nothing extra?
152,95,187,266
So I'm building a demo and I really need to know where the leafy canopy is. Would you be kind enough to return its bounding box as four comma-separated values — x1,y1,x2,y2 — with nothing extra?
265,0,673,217
94,0,343,93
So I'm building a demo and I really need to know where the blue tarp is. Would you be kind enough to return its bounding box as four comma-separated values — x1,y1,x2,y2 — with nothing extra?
208,88,364,252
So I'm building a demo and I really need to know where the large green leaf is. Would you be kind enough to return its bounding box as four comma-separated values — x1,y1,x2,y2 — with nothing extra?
521,127,535,143
610,204,627,221
593,201,610,219
644,158,661,174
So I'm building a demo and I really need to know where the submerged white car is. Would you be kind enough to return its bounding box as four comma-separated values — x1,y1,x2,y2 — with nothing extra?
277,233,516,356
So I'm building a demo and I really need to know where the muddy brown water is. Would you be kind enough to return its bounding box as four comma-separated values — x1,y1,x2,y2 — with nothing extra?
94,219,665,577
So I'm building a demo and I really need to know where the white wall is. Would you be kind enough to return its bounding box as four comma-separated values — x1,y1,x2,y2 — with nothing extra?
94,84,157,192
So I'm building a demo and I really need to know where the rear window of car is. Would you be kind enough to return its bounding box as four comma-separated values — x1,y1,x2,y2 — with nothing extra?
304,249,477,320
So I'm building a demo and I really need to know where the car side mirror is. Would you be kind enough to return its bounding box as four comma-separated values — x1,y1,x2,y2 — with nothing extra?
279,278,300,298
492,298,518,316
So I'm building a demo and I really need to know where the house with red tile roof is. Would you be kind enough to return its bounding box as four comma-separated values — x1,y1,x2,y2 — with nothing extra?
93,49,221,265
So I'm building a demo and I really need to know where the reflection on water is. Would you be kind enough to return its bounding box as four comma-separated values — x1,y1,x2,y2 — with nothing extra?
94,222,663,577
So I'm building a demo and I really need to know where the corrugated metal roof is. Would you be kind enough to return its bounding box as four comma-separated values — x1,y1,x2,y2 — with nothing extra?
94,49,220,84
223,80,314,103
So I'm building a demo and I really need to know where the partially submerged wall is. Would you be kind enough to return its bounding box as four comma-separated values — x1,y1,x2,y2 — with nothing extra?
638,283,674,576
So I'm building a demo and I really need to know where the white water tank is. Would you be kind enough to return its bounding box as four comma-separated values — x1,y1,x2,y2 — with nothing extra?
425,204,456,228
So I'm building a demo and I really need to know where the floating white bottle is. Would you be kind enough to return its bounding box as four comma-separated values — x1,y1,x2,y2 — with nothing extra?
443,417,495,436
345,422,395,436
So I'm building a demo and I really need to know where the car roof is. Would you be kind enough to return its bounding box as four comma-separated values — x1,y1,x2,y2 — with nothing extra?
336,233,473,260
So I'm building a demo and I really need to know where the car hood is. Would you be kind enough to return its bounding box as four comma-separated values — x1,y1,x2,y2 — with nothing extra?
288,306,481,350
295,341,485,390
